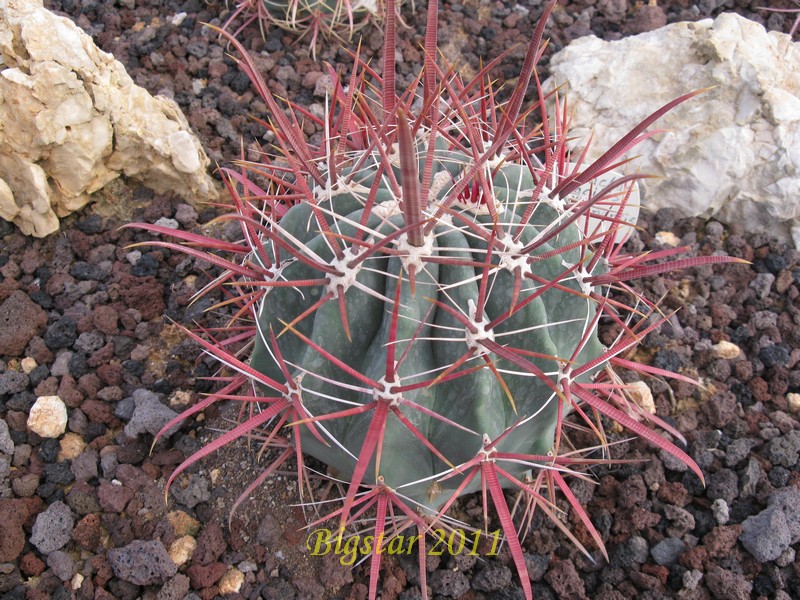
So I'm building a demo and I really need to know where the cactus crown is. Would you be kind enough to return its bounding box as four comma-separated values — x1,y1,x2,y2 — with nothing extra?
130,1,742,597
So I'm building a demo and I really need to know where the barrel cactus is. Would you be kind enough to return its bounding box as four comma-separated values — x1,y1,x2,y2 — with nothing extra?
248,138,621,510
132,1,741,597
222,0,380,54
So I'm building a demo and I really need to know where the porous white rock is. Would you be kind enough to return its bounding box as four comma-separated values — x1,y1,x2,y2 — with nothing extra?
545,13,800,246
0,0,218,237
626,380,656,415
27,395,68,438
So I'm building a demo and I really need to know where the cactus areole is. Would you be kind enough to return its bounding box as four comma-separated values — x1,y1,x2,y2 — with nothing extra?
132,1,742,597
249,139,609,510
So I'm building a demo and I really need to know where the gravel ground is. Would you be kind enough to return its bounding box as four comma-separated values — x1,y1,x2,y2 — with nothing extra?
1,1,799,599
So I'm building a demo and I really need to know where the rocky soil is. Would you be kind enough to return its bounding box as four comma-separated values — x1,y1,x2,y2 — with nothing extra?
0,0,799,599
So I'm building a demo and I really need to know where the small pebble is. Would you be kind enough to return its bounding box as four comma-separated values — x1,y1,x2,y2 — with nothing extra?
154,217,179,230
786,392,800,413
655,231,681,246
627,381,655,414
711,340,740,359
683,569,703,591
218,568,245,594
58,432,86,460
170,12,187,26
712,498,730,525
168,535,197,567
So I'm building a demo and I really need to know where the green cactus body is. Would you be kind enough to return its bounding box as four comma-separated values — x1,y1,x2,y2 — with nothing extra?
249,140,607,510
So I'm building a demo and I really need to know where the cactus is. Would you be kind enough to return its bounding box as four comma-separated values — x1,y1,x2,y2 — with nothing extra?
247,138,617,512
130,1,743,597
222,0,381,54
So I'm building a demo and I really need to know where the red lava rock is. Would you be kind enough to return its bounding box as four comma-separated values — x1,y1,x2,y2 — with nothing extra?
776,269,794,293
0,290,48,356
208,60,228,78
67,229,92,258
319,553,354,588
702,525,742,559
26,336,54,364
92,304,120,335
140,460,160,480
58,373,85,408
90,553,114,588
78,373,103,397
198,587,221,600
679,546,708,571
93,588,115,600
618,474,648,508
116,274,165,320
228,520,246,553
749,377,771,403
630,569,662,591
98,480,135,513
4,410,27,432
187,561,227,589
702,390,737,427
96,386,123,403
76,313,95,334
615,508,661,534
115,464,152,490
150,448,184,467
705,565,753,600
192,521,227,566
87,343,115,368
81,399,116,425
96,362,124,386
657,481,690,506
72,514,104,551
770,369,790,396
45,272,73,296
642,563,669,585
19,249,42,274
710,303,737,329
24,589,50,600
624,4,667,34
0,277,20,303
34,376,59,396
19,551,46,577
734,360,753,381
0,499,30,562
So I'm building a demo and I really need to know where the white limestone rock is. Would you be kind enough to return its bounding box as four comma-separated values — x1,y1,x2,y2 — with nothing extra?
545,13,800,246
27,395,68,439
0,0,218,237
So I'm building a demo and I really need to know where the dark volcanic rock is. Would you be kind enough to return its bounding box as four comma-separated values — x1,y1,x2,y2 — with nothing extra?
107,539,177,586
